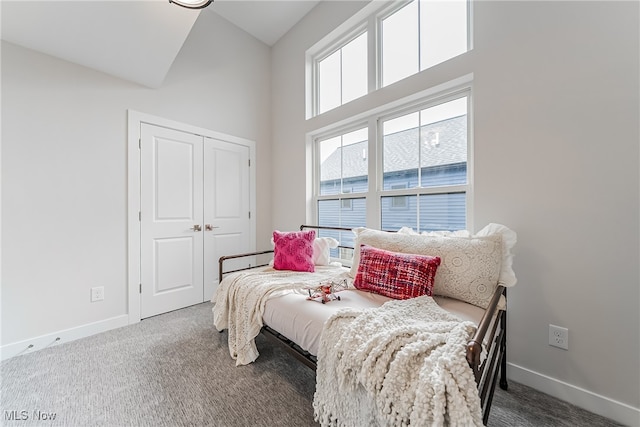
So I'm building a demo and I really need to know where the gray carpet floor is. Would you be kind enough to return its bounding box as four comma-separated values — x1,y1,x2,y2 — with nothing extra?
0,302,621,427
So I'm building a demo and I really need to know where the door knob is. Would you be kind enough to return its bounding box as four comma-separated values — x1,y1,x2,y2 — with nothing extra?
205,224,219,231
190,225,202,232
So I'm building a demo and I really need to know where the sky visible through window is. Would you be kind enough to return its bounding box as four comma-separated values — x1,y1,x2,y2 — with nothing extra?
383,0,467,86
318,32,367,114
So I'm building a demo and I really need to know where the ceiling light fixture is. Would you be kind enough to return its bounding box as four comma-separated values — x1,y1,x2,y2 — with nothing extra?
169,0,213,10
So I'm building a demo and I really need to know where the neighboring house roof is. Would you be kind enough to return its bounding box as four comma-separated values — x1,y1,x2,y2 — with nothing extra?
321,115,467,181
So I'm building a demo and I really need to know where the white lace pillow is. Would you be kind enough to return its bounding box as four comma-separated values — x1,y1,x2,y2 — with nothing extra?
313,237,339,266
398,227,471,238
350,226,513,309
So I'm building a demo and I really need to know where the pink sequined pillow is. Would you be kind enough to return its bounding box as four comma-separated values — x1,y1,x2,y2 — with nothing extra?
354,245,441,299
273,230,316,272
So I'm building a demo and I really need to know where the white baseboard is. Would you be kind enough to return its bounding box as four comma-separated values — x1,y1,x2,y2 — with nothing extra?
0,315,129,361
507,362,640,427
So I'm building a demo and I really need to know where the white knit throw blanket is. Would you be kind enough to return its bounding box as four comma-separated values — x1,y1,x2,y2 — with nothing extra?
313,295,483,427
212,266,350,366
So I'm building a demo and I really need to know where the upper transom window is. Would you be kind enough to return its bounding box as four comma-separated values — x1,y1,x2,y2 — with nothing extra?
382,0,468,87
317,32,368,115
308,0,470,117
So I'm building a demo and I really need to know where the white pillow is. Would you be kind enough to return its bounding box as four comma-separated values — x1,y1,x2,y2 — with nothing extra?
398,227,471,238
475,223,517,287
313,237,339,266
350,224,517,309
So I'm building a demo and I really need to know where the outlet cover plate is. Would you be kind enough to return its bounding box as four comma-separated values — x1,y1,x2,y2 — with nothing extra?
91,286,104,302
549,324,568,350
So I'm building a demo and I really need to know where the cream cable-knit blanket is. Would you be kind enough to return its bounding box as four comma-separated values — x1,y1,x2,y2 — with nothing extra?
212,266,350,366
313,295,483,427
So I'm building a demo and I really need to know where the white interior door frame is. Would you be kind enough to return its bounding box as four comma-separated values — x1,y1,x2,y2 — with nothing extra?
127,110,256,324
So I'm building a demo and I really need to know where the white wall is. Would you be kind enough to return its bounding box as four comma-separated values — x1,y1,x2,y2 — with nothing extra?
271,1,639,424
1,11,272,346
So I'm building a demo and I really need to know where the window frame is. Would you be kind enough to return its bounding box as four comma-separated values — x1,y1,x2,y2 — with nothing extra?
311,24,369,117
311,82,473,232
307,0,472,118
377,0,471,88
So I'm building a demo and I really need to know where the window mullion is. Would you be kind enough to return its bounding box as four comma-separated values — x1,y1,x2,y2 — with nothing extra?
339,48,344,108
368,117,381,229
339,136,344,195
368,15,378,92
417,0,422,72
418,110,423,189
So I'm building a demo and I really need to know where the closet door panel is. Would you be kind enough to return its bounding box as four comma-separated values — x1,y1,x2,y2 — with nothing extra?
140,124,204,318
203,138,251,300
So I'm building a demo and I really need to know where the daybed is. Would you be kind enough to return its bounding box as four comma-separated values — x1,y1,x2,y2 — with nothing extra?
213,224,516,426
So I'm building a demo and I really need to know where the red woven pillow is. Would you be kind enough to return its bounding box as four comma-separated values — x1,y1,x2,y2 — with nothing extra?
273,230,316,272
354,245,441,299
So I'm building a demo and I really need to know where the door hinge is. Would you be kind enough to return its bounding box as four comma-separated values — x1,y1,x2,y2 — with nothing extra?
139,138,141,149
248,211,251,219
138,211,141,221
248,159,251,167
139,283,142,294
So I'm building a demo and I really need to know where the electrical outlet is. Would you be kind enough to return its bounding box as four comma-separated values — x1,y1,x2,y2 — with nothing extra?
91,286,104,302
549,324,568,350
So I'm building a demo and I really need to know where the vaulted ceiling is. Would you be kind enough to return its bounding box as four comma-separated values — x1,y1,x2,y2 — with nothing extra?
0,0,319,88
212,1,319,46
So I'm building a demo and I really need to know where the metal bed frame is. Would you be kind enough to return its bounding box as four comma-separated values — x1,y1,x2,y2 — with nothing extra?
218,225,508,425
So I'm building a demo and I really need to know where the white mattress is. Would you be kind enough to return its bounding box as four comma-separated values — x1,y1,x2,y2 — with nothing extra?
262,289,488,357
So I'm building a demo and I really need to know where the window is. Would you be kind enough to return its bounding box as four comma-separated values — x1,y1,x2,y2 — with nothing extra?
317,32,368,115
381,96,468,231
317,127,368,237
319,127,368,196
314,91,470,234
308,0,469,116
382,97,467,190
309,2,472,246
382,0,468,86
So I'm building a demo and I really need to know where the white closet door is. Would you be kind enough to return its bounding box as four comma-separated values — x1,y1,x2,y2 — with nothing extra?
140,124,204,318
203,137,251,300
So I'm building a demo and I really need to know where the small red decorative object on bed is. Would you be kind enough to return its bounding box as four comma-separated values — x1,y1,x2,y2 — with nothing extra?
353,244,441,299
